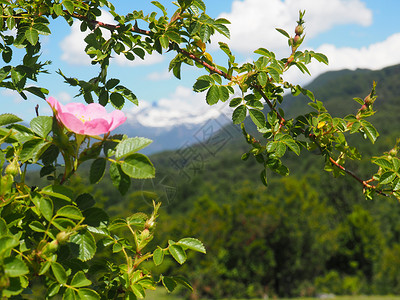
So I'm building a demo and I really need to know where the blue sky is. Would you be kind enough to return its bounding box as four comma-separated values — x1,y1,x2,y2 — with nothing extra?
2,0,400,127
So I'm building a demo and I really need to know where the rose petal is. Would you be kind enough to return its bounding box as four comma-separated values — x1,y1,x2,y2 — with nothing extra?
108,110,127,132
57,112,85,134
82,118,111,136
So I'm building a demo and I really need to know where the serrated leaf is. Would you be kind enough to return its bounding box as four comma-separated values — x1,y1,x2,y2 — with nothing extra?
32,194,53,221
77,288,100,300
90,158,106,184
380,171,396,185
372,157,392,170
30,116,52,138
275,28,290,38
169,244,187,264
232,105,246,124
4,257,29,277
121,153,155,179
162,276,177,292
110,92,124,109
33,23,51,35
42,185,74,202
70,230,96,261
25,28,39,45
0,236,19,255
249,109,266,128
47,282,61,298
257,71,268,87
360,120,379,143
56,205,83,220
0,113,22,126
282,139,300,156
153,247,164,266
109,162,131,195
213,23,230,39
51,262,67,284
29,221,46,232
63,0,74,14
71,271,92,288
206,85,219,105
176,238,206,253
105,78,120,90
131,284,145,299
115,137,153,159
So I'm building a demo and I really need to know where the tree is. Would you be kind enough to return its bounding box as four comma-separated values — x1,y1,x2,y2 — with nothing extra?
0,0,398,298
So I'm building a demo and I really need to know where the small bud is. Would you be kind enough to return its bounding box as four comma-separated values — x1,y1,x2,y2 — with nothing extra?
5,159,20,176
293,35,301,46
56,231,70,245
295,25,304,35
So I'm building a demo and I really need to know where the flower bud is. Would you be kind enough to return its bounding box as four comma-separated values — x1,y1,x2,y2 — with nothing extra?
56,231,70,245
295,25,304,35
5,159,20,176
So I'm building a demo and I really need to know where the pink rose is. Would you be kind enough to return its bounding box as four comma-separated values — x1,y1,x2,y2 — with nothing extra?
47,97,126,135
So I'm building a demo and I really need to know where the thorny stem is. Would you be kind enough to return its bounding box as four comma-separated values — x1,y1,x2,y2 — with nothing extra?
66,12,388,196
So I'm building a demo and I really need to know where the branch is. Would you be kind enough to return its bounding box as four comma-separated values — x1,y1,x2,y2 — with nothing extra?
65,12,390,198
328,157,388,197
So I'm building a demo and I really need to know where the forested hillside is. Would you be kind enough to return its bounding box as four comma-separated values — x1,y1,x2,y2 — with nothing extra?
26,64,400,298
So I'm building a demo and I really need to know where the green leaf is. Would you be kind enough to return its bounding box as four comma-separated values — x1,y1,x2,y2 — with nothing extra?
199,24,211,43
71,271,92,288
105,78,120,90
380,171,396,185
372,157,392,170
131,284,146,299
229,97,242,107
110,92,125,109
193,78,212,92
0,218,7,235
51,218,76,231
232,105,247,124
25,86,49,99
260,169,268,187
169,244,187,264
0,236,19,256
63,288,78,300
282,139,300,156
360,120,379,143
70,230,96,261
162,276,177,292
109,162,131,195
275,28,290,38
76,193,95,211
25,28,39,45
159,35,169,49
249,109,266,128
4,257,29,277
90,158,106,184
78,288,100,300
41,185,74,202
153,247,164,266
257,71,268,87
0,113,22,126
51,262,67,284
176,238,206,253
206,85,220,105
63,0,74,14
56,205,83,220
47,282,61,298
33,23,51,35
30,116,52,138
121,153,155,179
29,221,46,232
32,194,53,221
213,23,230,39
173,276,193,291
115,137,153,159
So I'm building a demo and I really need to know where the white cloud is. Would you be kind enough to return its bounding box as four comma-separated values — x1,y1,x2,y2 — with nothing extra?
285,32,400,86
147,69,173,81
215,0,372,54
125,86,235,127
60,10,164,67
